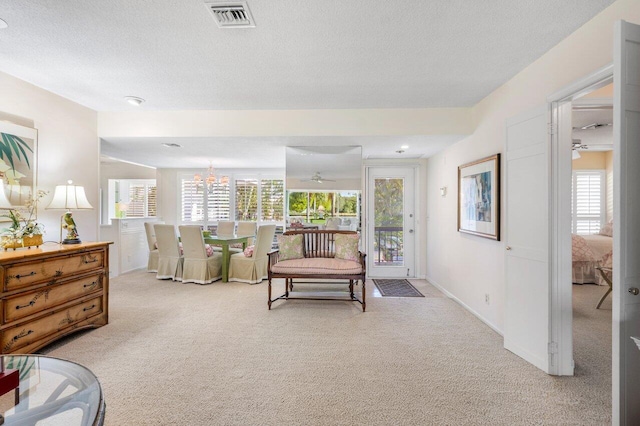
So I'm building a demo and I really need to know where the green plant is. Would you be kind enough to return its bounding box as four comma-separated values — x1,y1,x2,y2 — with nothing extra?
1,189,47,239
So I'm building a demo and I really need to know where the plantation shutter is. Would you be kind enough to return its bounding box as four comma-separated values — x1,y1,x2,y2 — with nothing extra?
147,184,157,217
182,179,204,222
207,181,230,221
261,179,284,221
127,184,146,217
235,179,258,221
571,170,605,235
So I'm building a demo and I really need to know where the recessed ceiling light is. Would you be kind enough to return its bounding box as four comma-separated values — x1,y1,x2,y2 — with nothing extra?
0,19,7,29
401,145,409,149
124,96,145,106
162,143,182,148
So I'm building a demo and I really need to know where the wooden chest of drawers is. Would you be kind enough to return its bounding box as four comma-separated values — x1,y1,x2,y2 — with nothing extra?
0,242,110,354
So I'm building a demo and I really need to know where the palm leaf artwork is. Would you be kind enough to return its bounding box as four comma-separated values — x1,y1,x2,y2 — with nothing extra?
0,132,33,173
5,355,37,380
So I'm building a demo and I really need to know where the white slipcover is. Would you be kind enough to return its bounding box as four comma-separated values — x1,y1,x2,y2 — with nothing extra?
228,225,276,284
155,224,183,281
179,225,223,284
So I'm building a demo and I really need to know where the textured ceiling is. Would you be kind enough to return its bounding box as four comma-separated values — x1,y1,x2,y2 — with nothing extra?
0,0,615,111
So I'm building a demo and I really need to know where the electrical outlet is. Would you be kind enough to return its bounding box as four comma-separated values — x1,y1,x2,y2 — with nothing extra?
485,294,490,304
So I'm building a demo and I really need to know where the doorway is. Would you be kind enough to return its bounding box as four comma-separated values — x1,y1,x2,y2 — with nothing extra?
366,166,416,278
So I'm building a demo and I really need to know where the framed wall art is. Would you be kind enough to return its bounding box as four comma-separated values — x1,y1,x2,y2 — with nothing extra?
0,120,38,213
458,153,500,240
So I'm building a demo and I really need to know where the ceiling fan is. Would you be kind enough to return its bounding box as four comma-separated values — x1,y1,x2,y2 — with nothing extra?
573,122,612,130
301,172,336,184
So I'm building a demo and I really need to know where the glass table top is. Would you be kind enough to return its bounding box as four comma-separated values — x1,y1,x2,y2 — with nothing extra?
0,355,104,426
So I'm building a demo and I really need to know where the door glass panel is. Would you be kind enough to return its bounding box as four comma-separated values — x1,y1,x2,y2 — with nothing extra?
374,178,404,266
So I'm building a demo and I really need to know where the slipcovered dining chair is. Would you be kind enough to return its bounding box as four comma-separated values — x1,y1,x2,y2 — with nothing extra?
216,221,235,236
230,221,257,253
178,225,223,284
228,224,276,284
154,224,183,281
144,222,162,273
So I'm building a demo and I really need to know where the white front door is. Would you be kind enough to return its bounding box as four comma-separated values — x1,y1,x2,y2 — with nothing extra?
504,106,552,373
613,19,640,425
366,167,416,278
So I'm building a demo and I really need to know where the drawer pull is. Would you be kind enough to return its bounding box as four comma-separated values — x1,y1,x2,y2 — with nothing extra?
82,255,99,264
83,280,99,289
83,304,96,312
11,271,36,280
13,329,34,341
16,301,36,310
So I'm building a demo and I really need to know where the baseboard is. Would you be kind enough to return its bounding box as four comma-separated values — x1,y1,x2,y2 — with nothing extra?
426,275,503,336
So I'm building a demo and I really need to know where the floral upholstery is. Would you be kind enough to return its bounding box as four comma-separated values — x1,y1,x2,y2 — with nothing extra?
276,234,304,260
334,234,359,261
243,245,255,257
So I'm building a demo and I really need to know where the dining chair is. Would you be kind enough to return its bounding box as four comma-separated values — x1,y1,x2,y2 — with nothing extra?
154,224,183,281
144,221,162,273
228,224,276,284
230,221,257,253
216,221,235,236
178,225,223,284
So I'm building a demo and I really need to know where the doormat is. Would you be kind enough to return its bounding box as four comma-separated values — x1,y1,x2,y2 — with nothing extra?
373,279,424,297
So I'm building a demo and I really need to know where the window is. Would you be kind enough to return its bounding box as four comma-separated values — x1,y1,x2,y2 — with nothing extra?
179,173,284,227
572,170,605,234
108,179,156,220
261,179,284,221
235,179,258,221
181,179,204,222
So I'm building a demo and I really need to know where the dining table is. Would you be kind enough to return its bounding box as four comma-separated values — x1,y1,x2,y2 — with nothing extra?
203,233,253,282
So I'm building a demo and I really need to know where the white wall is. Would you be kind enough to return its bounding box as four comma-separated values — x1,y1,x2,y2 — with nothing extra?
426,0,640,333
0,71,98,242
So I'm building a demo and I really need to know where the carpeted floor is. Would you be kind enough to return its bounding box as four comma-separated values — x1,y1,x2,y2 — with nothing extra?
40,274,611,425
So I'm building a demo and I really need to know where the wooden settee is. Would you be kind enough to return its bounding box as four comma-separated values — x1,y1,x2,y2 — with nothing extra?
267,230,367,311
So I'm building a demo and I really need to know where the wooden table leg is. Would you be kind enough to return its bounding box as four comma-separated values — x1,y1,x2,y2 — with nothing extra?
596,267,613,309
221,244,230,282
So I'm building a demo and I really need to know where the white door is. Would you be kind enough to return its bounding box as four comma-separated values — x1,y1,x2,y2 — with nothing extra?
366,167,415,278
613,20,640,425
504,107,552,373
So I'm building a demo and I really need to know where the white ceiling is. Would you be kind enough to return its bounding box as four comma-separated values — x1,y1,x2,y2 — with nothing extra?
572,105,613,151
0,1,616,168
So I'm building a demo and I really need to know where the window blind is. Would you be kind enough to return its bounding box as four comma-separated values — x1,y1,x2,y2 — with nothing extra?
207,181,230,221
181,179,204,222
572,170,605,235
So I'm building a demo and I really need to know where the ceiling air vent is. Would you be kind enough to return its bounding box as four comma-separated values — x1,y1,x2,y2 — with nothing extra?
205,1,255,28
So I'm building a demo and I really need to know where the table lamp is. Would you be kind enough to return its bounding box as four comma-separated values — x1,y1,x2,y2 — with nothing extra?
46,180,93,244
0,183,14,209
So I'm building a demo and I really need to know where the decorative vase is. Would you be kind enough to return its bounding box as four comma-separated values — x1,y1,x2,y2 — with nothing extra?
2,234,43,251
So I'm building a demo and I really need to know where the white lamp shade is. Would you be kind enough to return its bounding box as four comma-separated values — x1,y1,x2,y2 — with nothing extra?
46,183,93,210
572,150,581,160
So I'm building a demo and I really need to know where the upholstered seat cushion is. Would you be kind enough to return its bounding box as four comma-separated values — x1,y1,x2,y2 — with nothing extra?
271,258,362,275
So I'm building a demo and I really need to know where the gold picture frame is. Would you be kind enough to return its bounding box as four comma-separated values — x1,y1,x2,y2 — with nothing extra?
458,154,500,240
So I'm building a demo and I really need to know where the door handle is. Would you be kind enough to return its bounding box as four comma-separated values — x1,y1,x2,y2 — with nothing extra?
629,287,640,296
506,246,512,251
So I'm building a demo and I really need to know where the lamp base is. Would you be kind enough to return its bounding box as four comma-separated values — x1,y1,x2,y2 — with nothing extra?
62,238,82,245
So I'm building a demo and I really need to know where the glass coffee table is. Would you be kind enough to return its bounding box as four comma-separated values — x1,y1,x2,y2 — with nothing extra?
0,355,104,425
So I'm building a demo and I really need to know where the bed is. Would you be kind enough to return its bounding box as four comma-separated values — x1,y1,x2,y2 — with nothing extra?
572,233,613,285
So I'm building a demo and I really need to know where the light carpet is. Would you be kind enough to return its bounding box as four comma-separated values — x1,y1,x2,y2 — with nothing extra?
41,274,611,425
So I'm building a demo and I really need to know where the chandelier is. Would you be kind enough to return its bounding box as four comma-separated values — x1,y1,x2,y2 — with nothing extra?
194,164,229,193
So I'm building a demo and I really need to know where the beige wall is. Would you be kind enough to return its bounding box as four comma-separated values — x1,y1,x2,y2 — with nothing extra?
572,151,607,169
0,71,98,241
426,0,640,333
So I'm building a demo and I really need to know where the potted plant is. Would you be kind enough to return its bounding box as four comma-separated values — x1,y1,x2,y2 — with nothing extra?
1,190,47,250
